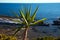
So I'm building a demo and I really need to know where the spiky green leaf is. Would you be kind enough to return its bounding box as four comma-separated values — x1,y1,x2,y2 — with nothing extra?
27,6,32,23
12,19,21,23
30,18,46,25
31,6,39,22
26,9,31,23
19,10,28,25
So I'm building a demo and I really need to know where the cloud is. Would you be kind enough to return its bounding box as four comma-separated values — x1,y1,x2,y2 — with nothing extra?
0,0,60,3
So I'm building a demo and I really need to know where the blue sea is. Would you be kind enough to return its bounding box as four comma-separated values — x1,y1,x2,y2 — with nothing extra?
0,3,60,37
0,3,60,23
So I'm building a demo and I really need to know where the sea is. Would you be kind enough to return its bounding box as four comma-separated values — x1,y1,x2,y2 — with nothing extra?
0,3,60,37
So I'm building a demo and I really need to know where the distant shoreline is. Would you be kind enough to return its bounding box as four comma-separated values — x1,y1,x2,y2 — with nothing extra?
0,15,18,18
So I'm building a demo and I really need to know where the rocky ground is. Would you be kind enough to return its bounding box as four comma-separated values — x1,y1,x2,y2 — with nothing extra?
0,16,59,40
0,16,40,40
0,26,42,40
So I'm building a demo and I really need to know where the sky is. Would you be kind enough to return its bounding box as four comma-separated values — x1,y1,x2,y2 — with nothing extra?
0,0,60,3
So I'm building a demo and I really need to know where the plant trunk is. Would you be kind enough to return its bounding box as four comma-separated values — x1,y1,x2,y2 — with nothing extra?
23,28,28,40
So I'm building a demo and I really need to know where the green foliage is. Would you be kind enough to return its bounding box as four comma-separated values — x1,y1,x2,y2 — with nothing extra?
32,36,56,40
31,18,46,25
0,34,17,40
19,10,28,25
12,6,47,36
31,6,38,22
55,37,60,40
43,36,55,40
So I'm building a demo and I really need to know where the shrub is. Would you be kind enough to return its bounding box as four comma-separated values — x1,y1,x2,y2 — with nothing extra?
43,36,55,40
55,37,60,40
0,34,17,40
32,36,55,40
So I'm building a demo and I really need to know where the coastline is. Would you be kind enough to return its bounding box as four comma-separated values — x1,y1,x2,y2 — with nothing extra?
0,15,60,40
0,15,21,24
0,15,18,18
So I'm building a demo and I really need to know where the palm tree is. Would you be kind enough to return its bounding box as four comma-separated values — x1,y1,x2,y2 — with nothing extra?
12,6,46,40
